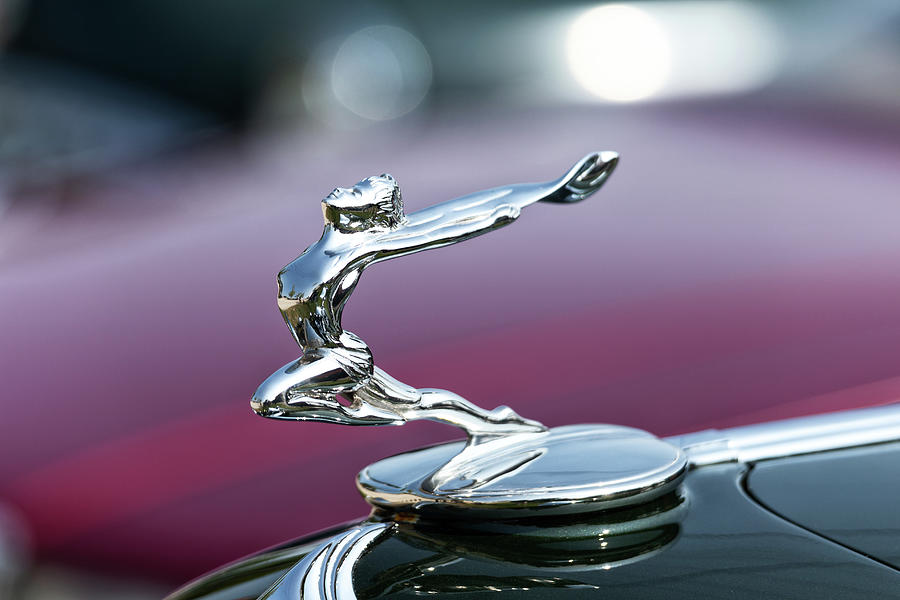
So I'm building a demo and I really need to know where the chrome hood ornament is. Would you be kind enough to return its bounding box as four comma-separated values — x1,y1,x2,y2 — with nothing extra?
251,152,687,516
251,152,617,438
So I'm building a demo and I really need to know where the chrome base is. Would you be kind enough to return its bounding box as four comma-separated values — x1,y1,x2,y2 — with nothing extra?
357,425,687,518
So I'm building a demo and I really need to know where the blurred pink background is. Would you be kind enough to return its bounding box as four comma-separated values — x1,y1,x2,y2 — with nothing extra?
1,0,900,594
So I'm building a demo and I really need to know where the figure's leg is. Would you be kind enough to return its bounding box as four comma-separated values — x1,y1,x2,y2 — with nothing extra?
354,366,421,405
414,388,546,437
251,352,404,426
356,367,545,437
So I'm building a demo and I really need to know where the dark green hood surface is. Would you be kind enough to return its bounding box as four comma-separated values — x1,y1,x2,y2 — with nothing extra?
169,459,900,600
748,441,900,571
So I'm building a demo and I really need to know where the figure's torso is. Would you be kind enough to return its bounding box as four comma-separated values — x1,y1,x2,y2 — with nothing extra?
277,229,369,350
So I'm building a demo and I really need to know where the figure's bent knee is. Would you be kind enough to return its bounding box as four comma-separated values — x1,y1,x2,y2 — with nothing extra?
250,375,290,417
250,351,370,418
250,360,314,417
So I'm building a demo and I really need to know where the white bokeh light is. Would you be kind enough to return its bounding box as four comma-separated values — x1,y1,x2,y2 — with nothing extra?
564,2,782,103
331,25,432,121
566,4,671,103
303,25,432,128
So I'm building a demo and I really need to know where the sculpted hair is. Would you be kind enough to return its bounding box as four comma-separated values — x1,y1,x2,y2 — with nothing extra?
322,174,404,231
366,174,404,227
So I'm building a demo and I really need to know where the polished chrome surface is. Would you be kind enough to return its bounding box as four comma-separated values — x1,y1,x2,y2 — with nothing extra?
164,532,339,600
252,490,687,600
358,425,687,517
385,490,688,575
247,152,697,517
225,404,900,599
259,523,392,600
669,403,900,466
251,152,618,440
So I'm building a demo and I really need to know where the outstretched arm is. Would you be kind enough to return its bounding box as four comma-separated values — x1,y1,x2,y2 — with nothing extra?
372,152,617,259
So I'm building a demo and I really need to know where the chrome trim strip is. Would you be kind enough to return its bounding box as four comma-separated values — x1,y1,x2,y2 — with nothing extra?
667,403,900,467
259,522,392,600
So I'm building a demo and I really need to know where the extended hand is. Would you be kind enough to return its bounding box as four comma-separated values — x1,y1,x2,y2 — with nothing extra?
544,151,619,204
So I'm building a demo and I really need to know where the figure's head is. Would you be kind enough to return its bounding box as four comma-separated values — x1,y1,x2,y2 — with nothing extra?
322,174,404,232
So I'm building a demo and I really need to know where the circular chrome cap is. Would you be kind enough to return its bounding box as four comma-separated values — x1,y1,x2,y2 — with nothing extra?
358,425,687,518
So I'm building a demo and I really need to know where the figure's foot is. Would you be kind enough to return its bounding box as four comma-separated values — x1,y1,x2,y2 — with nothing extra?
485,405,547,434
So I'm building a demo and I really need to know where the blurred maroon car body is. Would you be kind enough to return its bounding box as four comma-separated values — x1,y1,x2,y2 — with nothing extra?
2,104,900,584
